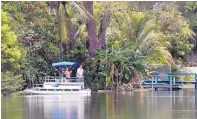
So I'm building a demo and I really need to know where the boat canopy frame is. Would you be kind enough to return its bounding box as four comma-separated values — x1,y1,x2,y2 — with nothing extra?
52,61,78,69
52,61,78,78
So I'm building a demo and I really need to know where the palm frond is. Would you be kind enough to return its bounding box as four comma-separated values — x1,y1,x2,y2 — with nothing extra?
69,1,93,22
73,24,86,39
137,21,157,42
59,3,71,43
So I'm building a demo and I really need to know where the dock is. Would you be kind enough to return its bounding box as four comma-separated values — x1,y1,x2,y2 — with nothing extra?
141,72,197,90
142,84,183,90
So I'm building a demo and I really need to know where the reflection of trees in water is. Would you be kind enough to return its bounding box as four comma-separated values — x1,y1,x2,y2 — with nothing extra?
106,93,115,119
2,91,197,119
100,92,174,119
23,95,86,119
1,97,24,119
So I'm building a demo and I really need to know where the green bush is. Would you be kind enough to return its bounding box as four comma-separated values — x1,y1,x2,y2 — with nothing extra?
1,71,25,96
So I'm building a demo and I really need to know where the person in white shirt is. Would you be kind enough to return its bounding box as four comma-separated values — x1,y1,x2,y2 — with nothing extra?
76,65,84,82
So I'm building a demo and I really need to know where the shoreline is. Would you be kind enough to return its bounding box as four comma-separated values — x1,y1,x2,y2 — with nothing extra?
2,84,195,97
97,89,152,93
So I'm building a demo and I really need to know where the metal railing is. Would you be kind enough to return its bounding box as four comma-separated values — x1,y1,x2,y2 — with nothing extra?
31,76,84,88
142,74,197,90
44,76,84,83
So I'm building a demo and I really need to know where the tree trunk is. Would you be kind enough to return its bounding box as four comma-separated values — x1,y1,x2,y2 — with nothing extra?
98,12,111,49
83,1,99,58
130,74,143,89
52,2,63,62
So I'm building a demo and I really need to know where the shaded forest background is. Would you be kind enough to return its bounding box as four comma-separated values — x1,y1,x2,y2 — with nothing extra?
1,1,197,94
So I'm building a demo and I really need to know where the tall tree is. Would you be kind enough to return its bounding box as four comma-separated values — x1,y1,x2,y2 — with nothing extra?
1,10,24,95
96,2,111,49
2,1,60,86
1,11,21,71
83,1,99,57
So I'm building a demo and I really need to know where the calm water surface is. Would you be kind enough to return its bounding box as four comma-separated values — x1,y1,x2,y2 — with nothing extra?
1,89,197,119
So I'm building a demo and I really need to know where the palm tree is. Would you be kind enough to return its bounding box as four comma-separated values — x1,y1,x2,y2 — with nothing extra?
93,11,176,89
47,1,113,58
47,1,91,59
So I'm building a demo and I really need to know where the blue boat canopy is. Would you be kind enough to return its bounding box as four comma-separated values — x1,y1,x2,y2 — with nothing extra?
52,61,77,67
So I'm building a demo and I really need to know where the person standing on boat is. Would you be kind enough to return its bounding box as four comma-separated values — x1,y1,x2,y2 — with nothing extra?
76,65,84,82
65,67,72,82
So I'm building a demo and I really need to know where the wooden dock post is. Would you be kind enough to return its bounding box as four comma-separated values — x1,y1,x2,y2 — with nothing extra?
195,73,197,89
167,73,171,84
155,72,159,84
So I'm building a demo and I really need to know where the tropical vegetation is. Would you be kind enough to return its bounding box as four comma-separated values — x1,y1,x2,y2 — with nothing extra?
1,1,197,95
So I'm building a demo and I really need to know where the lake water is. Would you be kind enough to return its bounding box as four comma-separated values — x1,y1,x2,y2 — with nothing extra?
1,89,197,119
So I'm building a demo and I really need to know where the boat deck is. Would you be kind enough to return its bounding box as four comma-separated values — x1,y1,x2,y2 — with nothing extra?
22,76,91,95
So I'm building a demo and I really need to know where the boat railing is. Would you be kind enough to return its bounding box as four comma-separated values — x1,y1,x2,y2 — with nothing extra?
33,84,44,88
31,76,84,88
44,76,84,83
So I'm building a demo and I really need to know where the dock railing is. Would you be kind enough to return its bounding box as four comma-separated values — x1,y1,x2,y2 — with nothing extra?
143,73,197,90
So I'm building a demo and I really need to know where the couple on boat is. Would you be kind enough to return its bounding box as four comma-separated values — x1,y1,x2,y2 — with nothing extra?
64,64,83,82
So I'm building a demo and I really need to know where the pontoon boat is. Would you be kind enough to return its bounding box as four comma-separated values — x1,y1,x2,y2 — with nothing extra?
22,61,91,95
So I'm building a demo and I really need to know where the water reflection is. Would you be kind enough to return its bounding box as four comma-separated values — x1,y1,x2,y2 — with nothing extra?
1,89,197,119
24,95,89,119
1,96,25,119
87,90,196,119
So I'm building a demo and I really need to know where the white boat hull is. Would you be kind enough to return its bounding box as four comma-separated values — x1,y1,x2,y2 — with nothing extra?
22,89,91,95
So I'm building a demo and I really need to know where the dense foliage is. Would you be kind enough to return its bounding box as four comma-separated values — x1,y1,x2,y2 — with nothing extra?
1,11,24,95
1,1,197,94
